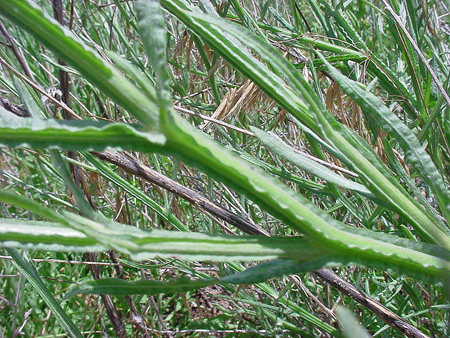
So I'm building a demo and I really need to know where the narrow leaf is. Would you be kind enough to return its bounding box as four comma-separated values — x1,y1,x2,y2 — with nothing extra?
251,127,376,199
7,248,83,338
220,259,334,284
136,0,173,122
0,219,107,252
62,212,323,262
64,276,217,299
105,50,157,102
0,0,159,129
322,56,450,223
0,108,165,152
336,306,372,338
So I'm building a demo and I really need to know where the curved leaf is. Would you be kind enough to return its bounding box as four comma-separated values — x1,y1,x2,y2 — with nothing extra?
322,58,450,224
0,0,159,129
136,0,172,110
61,212,326,262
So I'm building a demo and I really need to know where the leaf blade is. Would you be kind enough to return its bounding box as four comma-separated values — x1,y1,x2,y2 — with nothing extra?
0,0,159,129
0,108,165,152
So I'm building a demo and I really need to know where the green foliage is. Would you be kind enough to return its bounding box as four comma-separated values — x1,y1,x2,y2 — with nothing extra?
0,0,449,336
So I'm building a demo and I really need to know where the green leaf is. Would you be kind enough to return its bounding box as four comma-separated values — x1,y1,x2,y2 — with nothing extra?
0,219,107,252
61,212,325,262
220,259,334,285
336,306,372,338
0,205,324,265
297,35,366,61
0,107,165,152
64,276,217,299
0,190,68,224
251,127,376,199
321,56,450,224
14,79,42,119
383,138,446,228
7,248,83,338
105,50,157,102
0,0,159,129
136,0,173,123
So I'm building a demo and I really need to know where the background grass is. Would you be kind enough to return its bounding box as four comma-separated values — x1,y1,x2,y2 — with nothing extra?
0,0,449,337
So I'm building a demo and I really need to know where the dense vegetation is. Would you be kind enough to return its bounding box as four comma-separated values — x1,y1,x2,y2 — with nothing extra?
0,0,449,337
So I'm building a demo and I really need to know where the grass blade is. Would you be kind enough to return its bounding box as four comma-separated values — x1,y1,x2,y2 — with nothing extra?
336,306,371,338
252,127,375,199
0,107,165,152
322,56,450,224
0,219,107,252
7,248,83,338
0,0,159,129
136,0,172,113
61,212,326,262
64,276,217,299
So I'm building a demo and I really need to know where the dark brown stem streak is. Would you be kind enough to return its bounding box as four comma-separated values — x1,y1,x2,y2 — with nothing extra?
52,2,125,336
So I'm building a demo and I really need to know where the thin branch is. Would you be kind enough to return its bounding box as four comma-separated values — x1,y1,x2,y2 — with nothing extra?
315,269,430,338
0,20,34,81
94,150,271,236
175,105,254,136
0,56,81,119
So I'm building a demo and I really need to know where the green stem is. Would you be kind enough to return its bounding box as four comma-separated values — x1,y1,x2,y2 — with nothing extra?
162,115,450,280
